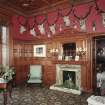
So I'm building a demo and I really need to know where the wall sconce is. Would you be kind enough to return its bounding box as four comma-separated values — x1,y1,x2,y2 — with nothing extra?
49,48,59,56
76,47,86,57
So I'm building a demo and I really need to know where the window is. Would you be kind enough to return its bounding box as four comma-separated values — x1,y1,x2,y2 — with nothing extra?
1,26,9,66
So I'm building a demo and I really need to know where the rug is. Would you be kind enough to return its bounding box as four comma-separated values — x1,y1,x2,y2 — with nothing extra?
0,85,90,105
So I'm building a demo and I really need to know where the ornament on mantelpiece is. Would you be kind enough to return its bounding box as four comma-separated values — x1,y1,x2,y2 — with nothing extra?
79,19,86,31
71,20,77,29
30,28,36,36
59,24,63,32
92,21,96,31
19,25,26,34
49,24,56,35
102,13,105,27
74,25,77,29
38,24,45,34
47,32,51,38
63,16,70,26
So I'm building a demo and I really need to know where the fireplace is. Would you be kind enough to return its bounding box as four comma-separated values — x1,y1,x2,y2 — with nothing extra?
50,64,81,95
63,71,76,89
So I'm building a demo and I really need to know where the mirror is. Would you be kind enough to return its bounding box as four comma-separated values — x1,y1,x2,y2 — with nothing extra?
62,43,76,60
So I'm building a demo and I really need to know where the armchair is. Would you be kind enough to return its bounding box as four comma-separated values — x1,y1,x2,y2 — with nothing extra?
27,65,42,84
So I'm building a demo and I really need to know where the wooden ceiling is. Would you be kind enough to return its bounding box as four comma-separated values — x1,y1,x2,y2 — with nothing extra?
0,0,94,16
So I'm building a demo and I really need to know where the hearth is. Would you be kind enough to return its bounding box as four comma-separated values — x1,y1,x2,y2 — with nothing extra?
50,64,81,95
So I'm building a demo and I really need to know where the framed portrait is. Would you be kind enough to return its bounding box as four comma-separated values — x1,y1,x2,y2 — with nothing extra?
33,45,46,57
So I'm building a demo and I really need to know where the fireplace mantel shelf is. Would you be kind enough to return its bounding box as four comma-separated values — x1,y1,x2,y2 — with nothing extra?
52,60,87,65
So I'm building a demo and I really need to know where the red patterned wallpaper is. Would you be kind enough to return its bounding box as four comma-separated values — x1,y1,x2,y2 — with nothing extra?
11,0,105,40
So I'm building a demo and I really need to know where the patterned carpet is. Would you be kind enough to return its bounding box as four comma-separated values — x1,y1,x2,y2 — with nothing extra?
0,85,90,105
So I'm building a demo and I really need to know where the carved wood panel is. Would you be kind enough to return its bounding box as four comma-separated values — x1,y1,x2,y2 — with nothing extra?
13,34,92,92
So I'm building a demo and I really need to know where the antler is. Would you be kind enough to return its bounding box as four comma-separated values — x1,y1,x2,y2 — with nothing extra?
73,6,93,20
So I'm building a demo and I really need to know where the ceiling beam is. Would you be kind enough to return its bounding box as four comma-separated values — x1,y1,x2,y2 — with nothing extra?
0,0,95,17
27,0,69,16
41,0,50,5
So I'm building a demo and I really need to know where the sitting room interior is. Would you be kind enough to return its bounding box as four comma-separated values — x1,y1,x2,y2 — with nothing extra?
0,0,105,105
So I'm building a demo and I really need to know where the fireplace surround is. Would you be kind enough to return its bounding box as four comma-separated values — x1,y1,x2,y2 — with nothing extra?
50,64,81,95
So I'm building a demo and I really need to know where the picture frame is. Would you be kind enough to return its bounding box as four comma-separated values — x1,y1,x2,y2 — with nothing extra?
33,45,46,57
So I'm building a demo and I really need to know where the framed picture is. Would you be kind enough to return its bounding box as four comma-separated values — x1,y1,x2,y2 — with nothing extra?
33,45,46,57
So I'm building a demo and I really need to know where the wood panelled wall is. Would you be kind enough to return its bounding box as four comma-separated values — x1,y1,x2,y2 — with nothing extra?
0,38,1,64
0,0,105,94
13,32,93,93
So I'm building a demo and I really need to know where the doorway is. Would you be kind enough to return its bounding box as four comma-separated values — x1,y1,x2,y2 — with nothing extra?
92,36,105,95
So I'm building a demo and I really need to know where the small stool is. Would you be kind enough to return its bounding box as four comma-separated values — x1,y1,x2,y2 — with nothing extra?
87,95,105,105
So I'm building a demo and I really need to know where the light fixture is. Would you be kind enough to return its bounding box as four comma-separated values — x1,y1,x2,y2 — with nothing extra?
49,48,59,56
22,3,29,7
22,0,34,7
76,47,86,57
